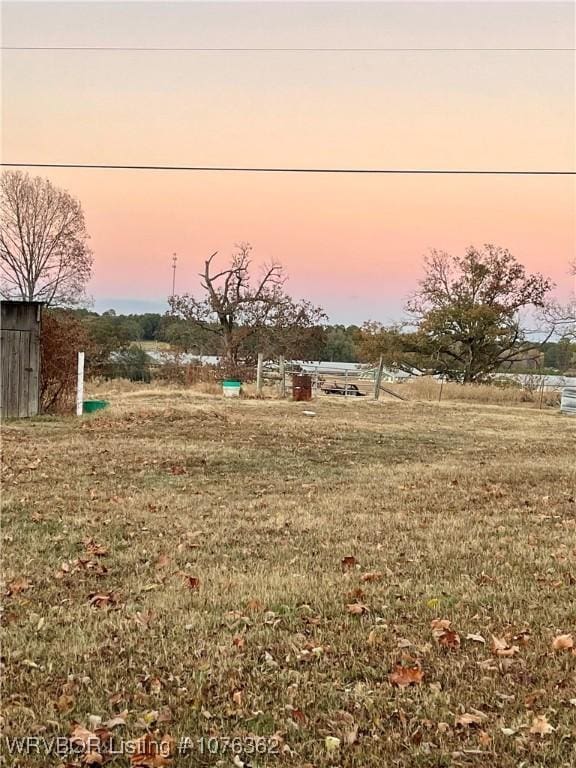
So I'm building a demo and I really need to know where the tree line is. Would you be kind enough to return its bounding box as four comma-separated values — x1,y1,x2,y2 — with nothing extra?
1,170,575,384
66,307,575,375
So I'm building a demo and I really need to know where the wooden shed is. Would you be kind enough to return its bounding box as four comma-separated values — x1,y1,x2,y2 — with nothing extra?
1,300,42,418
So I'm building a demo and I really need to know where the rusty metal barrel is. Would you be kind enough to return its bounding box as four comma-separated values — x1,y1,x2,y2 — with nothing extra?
292,374,313,401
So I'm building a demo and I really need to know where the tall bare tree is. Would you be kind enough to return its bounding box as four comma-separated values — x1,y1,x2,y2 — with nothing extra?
0,170,93,306
168,243,325,364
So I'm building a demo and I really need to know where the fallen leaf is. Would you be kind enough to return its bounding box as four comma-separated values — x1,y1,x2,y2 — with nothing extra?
155,554,170,570
56,694,75,713
21,659,40,669
105,714,127,729
88,715,102,730
289,707,306,724
438,629,461,650
69,723,100,754
529,715,554,737
491,636,519,658
89,592,116,609
263,651,278,668
361,571,383,582
432,629,460,650
246,599,263,612
478,730,491,747
552,633,574,651
129,732,174,766
84,753,104,766
184,576,199,591
367,628,385,646
133,611,154,629
465,633,486,644
389,663,424,687
512,629,531,645
341,556,358,571
455,712,487,728
325,736,341,754
431,618,452,631
83,538,108,557
6,576,32,595
346,602,369,615
344,723,359,745
149,677,162,695
524,689,546,709
431,619,460,649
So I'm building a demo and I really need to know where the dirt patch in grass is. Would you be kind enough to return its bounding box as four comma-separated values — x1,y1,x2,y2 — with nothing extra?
2,391,575,767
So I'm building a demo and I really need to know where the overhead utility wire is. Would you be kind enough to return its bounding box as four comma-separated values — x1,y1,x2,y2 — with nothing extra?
1,163,573,176
2,46,574,52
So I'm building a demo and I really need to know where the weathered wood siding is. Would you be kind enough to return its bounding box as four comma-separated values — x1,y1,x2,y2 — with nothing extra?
1,301,42,418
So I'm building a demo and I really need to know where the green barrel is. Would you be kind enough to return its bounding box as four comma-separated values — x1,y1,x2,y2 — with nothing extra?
83,399,109,414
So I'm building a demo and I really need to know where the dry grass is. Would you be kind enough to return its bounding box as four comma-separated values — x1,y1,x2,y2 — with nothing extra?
389,377,561,408
2,385,575,767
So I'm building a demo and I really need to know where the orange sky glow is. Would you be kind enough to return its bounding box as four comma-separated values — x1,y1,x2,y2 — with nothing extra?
2,1,575,322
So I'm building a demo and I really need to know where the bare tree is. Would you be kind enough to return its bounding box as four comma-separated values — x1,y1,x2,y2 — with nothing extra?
168,243,325,364
543,261,576,341
0,170,93,306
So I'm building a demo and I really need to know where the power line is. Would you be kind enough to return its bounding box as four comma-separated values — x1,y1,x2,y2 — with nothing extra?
0,162,574,176
2,46,574,52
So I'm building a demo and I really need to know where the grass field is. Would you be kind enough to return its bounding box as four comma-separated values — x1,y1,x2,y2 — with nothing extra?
2,387,576,767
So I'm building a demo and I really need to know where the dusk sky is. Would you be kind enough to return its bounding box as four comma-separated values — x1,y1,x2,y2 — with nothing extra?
2,1,575,322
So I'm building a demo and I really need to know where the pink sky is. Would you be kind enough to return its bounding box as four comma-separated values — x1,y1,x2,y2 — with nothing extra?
2,1,575,322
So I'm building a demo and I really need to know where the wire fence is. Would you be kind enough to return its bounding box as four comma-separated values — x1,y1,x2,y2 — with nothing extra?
85,356,398,400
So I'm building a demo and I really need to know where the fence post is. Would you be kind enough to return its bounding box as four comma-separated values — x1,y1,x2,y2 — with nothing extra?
256,352,264,396
539,376,545,409
76,351,85,416
374,355,385,400
278,356,286,398
344,368,348,397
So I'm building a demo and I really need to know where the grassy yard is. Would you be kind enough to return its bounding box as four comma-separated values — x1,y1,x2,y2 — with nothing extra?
2,388,575,767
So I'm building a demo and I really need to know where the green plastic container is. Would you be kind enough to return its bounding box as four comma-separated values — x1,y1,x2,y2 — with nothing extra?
83,399,109,414
222,380,242,398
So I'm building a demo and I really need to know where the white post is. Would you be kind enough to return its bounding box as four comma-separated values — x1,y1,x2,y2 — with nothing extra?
256,352,264,396
278,356,286,398
76,351,85,416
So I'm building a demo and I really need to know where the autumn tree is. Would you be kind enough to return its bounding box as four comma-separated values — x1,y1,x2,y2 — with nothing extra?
362,246,552,382
359,321,433,374
168,243,326,364
404,245,552,382
0,170,93,306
